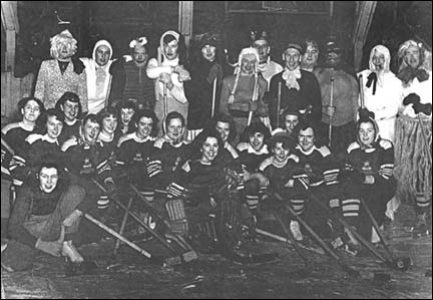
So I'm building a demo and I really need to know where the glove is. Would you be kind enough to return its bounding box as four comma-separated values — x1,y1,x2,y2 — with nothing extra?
35,239,62,257
363,174,375,185
249,101,258,112
147,160,163,178
104,178,116,194
167,182,188,198
323,169,340,183
207,64,222,84
402,93,420,107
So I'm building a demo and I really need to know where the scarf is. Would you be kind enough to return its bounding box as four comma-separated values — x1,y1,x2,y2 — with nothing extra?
397,67,429,85
282,68,301,90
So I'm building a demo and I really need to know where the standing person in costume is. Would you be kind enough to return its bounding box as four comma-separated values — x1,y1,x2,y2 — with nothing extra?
357,45,402,142
219,47,268,142
34,29,87,112
250,30,283,88
301,39,320,73
394,40,432,235
110,37,156,111
185,33,223,142
80,39,120,115
267,41,322,129
314,40,359,159
147,30,190,133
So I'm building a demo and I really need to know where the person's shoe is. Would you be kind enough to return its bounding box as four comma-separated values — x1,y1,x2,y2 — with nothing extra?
62,241,84,263
410,212,431,237
330,236,344,249
290,220,303,241
341,243,358,256
1,240,7,253
371,226,382,244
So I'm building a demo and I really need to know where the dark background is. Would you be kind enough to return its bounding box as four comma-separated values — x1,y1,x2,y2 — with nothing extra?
2,1,432,77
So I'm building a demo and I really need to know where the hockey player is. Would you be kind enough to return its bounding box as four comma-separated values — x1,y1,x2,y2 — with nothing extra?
258,134,305,241
341,110,396,243
18,109,65,184
56,92,82,146
61,114,116,243
236,122,271,220
2,97,44,238
292,121,343,245
147,112,191,191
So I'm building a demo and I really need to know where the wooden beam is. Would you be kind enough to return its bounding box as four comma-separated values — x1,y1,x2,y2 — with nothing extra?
353,1,377,72
5,29,15,72
1,1,19,33
2,1,19,73
178,1,193,50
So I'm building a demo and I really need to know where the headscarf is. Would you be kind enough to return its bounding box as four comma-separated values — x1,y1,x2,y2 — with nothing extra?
228,47,260,104
158,30,180,64
366,45,391,94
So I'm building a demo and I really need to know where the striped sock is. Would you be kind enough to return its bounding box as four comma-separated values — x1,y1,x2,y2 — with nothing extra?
245,194,259,211
416,193,431,213
341,198,360,226
290,199,305,216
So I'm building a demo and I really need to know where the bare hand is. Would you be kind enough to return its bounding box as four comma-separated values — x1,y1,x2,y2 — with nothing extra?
326,105,336,117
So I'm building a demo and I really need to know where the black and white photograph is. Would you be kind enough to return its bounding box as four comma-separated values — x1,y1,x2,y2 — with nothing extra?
1,1,431,298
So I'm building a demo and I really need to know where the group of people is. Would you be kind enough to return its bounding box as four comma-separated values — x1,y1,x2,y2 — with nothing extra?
1,27,431,269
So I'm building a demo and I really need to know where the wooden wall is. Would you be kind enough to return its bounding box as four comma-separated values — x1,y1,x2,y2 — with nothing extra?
1,72,34,123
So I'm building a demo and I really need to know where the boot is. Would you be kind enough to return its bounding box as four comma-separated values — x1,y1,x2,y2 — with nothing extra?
411,212,431,237
62,240,84,263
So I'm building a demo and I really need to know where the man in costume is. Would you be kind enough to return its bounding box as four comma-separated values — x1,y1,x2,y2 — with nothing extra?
251,30,283,88
267,41,322,130
110,37,156,111
80,40,121,115
357,45,402,142
147,31,191,133
185,33,223,141
301,39,320,73
34,29,87,112
219,47,268,142
314,40,358,159
394,40,432,235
